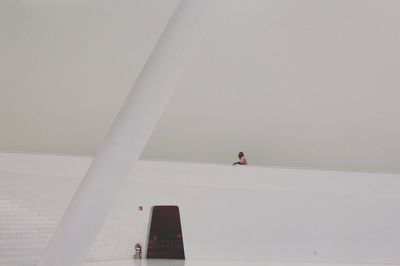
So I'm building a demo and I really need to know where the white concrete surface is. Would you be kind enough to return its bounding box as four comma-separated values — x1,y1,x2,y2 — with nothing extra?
83,260,400,266
38,1,217,265
1,153,400,265
0,198,123,266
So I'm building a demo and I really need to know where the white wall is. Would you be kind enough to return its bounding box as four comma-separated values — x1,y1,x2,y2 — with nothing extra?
1,153,400,263
1,0,400,174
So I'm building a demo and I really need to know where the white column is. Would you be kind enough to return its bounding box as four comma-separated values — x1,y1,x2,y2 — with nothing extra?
38,1,217,265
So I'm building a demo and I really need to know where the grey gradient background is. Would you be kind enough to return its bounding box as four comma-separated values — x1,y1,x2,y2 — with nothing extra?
1,0,399,173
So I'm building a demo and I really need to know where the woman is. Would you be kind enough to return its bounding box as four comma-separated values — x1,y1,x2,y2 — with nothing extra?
233,152,247,165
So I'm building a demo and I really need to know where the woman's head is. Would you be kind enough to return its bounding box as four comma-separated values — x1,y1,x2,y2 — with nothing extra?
238,152,244,159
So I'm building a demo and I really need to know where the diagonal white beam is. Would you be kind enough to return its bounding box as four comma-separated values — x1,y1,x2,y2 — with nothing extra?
38,1,217,265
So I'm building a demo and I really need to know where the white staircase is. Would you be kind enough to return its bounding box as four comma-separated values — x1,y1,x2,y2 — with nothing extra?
0,176,132,266
0,199,55,266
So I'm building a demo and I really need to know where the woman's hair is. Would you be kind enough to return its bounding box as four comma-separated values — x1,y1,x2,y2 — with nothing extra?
238,152,244,159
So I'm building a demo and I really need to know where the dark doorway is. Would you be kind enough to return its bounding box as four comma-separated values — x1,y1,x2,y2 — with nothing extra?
146,205,185,259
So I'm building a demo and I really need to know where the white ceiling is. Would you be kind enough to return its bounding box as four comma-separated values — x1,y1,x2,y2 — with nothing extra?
1,0,400,173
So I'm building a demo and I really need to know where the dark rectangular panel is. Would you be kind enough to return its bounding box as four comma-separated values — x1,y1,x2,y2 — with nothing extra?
147,205,185,259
